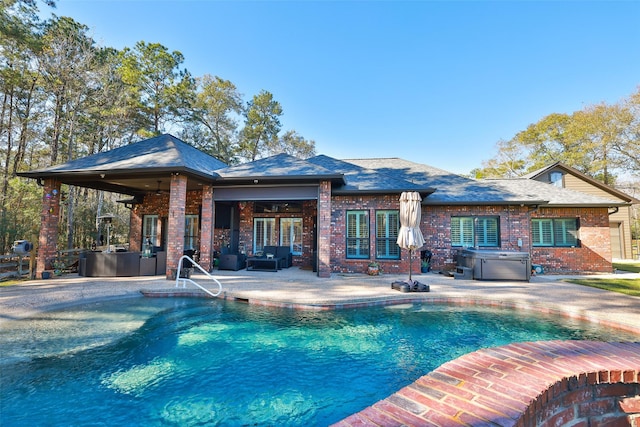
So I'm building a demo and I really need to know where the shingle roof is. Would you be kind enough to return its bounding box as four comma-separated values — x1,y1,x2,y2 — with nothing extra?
19,134,227,179
486,178,627,207
16,137,631,208
215,153,344,184
344,158,536,204
344,157,626,206
308,155,435,194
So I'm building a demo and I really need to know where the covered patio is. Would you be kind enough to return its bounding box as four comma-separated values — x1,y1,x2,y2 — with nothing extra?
18,134,344,279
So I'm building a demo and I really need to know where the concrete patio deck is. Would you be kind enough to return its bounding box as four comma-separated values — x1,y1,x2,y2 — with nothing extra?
2,267,639,332
1,268,639,426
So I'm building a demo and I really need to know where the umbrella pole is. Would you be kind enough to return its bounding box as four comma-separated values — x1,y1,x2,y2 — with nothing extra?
409,248,412,282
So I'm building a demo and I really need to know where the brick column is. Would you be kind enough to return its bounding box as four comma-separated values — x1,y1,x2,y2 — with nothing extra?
166,173,187,278
129,205,142,251
317,180,332,278
36,179,61,276
198,185,214,271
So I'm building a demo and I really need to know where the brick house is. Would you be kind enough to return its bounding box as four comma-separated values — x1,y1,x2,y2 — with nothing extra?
19,134,635,278
523,162,638,260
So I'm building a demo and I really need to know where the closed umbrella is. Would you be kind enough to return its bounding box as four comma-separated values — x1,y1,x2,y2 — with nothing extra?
396,192,425,282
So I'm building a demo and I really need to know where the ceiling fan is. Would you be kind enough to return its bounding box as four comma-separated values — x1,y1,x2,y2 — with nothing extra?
154,180,165,195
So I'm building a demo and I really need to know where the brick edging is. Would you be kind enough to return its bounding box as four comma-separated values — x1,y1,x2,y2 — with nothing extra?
333,341,640,426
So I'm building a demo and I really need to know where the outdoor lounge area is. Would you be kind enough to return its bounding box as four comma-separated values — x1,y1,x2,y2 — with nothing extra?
246,246,293,271
215,246,293,272
79,250,167,277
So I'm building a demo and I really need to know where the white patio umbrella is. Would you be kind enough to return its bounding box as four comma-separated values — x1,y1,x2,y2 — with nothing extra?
396,192,426,282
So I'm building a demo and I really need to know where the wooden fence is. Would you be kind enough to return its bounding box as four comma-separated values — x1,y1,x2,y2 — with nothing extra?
0,248,88,280
0,254,32,280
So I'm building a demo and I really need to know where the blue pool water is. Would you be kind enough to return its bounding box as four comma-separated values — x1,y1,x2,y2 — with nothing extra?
1,297,638,426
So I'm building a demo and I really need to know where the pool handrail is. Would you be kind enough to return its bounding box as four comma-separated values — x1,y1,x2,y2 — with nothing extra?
175,255,222,297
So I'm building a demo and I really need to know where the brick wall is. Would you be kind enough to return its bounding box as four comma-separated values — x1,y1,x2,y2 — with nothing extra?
199,185,214,271
328,201,611,274
165,174,187,277
330,194,408,275
125,190,612,275
422,205,531,271
518,374,640,427
130,189,204,251
336,341,640,427
129,208,143,252
329,199,532,275
36,179,61,273
531,207,612,273
318,180,331,277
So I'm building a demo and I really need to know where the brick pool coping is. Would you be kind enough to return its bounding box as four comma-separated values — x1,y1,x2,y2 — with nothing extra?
332,340,640,427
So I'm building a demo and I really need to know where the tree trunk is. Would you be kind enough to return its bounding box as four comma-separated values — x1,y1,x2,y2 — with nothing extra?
12,76,37,176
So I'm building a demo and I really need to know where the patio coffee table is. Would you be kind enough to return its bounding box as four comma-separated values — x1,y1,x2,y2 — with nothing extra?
246,257,281,272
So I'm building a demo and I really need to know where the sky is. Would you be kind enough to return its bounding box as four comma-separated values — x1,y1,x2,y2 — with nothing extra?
41,0,640,175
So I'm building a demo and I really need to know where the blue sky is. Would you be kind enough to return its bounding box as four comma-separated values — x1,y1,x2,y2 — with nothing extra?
45,1,640,174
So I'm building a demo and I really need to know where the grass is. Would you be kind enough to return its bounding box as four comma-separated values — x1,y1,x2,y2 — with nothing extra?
566,277,640,297
613,260,640,273
0,278,27,287
565,261,640,297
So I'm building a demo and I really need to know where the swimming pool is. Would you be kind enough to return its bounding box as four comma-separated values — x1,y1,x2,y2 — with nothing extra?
1,297,638,426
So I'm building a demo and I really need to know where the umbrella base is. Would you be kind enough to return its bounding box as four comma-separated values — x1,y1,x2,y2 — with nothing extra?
391,280,430,293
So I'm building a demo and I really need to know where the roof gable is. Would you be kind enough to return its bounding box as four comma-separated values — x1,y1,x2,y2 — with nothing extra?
522,162,638,203
487,178,626,207
20,134,227,179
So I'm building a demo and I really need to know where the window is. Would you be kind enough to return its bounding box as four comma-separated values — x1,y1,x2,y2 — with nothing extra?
376,210,400,259
143,215,158,246
532,218,578,247
346,210,369,259
476,217,499,247
280,218,303,255
184,215,199,250
550,171,564,188
451,216,499,247
254,218,276,252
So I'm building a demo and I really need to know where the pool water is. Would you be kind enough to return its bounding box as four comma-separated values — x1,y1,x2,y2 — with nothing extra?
1,298,638,426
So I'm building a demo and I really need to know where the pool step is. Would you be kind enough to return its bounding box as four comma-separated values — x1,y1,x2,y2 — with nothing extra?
454,266,473,280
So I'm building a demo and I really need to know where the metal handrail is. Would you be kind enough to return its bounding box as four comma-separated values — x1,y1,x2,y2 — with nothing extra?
175,255,222,297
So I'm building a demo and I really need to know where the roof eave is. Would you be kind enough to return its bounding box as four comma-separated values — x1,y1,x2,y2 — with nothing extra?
422,200,549,206
422,201,629,208
333,187,437,196
19,165,219,179
215,174,345,186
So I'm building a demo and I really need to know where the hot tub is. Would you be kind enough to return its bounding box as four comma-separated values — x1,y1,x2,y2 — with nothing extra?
457,248,531,281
